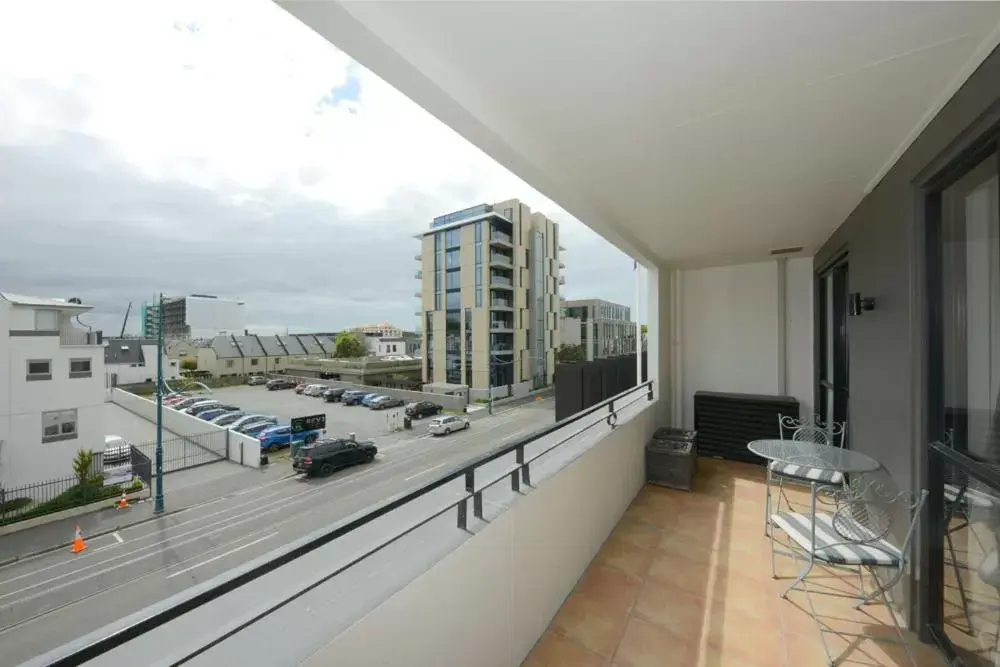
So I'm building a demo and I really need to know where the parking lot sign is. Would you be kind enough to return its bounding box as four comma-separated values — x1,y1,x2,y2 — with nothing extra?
291,413,326,435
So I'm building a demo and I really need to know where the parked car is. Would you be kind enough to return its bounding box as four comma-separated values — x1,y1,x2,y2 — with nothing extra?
405,401,443,419
198,406,240,421
183,400,221,415
267,378,297,391
303,384,327,397
210,411,247,426
371,396,405,410
322,387,346,402
103,435,132,467
248,375,268,386
292,437,377,477
228,414,278,432
342,390,368,406
190,402,236,417
170,396,211,410
427,415,470,436
294,383,308,394
239,420,280,438
360,393,383,407
257,424,325,451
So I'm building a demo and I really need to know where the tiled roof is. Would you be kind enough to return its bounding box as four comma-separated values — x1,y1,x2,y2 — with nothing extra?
298,334,324,355
211,335,243,359
235,335,265,357
278,334,306,355
104,338,146,365
257,335,286,356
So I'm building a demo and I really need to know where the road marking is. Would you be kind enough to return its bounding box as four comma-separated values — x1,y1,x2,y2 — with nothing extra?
166,533,277,579
404,461,447,482
112,532,124,544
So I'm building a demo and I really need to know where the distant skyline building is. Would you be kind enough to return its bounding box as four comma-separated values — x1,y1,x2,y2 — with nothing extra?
141,294,246,340
561,298,635,361
417,199,561,399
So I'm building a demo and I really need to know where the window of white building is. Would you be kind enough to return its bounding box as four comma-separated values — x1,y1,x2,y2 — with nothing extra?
42,409,77,443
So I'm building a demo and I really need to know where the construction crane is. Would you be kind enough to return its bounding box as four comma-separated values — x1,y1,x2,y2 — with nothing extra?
120,301,131,338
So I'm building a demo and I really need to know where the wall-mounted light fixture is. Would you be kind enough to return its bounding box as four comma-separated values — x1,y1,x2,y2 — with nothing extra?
849,292,876,316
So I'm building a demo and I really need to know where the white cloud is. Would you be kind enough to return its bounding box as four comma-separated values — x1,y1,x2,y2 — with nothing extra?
0,0,635,333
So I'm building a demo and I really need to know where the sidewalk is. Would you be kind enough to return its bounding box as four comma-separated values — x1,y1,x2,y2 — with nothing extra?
0,461,293,565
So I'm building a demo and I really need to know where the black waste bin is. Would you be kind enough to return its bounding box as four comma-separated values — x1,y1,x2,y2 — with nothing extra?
403,416,412,430
646,428,698,491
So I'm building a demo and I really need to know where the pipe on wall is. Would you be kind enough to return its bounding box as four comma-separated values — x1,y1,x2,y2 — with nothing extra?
776,258,788,396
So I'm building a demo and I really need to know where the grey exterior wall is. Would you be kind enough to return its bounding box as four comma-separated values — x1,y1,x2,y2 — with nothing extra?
816,46,1000,490
815,46,1000,627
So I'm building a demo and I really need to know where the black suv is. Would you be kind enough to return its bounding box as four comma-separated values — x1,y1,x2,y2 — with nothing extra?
267,378,297,391
405,401,443,419
293,438,377,477
323,387,346,402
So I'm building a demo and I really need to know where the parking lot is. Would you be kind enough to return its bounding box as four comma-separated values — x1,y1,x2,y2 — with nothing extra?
208,385,421,444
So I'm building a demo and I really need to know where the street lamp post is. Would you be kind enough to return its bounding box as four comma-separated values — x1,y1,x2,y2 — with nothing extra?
154,292,165,515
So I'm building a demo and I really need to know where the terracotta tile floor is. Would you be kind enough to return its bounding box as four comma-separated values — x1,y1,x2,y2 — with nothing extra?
522,458,946,667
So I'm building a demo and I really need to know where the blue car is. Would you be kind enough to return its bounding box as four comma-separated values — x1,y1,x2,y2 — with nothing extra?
360,393,383,407
199,407,239,422
257,424,324,451
342,390,368,406
238,419,279,437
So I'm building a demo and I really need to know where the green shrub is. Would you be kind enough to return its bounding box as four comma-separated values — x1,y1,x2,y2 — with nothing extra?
0,480,130,526
0,497,32,514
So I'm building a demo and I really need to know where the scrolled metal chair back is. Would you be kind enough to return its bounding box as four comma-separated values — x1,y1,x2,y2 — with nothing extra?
779,414,847,448
834,478,927,551
778,414,811,439
792,425,831,446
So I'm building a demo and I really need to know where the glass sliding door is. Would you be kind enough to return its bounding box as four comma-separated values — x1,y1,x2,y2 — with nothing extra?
927,149,1000,664
817,259,849,431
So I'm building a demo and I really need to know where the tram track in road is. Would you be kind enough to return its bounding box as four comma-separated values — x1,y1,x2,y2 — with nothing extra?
0,406,553,638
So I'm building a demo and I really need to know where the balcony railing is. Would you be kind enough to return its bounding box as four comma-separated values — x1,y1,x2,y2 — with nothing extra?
490,253,512,266
60,328,102,346
490,275,513,287
491,299,513,308
490,232,513,245
490,321,513,330
414,253,422,261
414,270,423,279
37,382,654,665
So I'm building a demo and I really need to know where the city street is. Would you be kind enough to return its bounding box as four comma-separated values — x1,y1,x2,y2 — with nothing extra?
0,398,554,666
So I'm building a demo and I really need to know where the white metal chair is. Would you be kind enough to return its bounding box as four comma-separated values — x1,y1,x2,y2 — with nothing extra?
764,415,847,535
770,478,928,667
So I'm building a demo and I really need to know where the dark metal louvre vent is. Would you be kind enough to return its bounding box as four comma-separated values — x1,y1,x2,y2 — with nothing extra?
694,391,799,463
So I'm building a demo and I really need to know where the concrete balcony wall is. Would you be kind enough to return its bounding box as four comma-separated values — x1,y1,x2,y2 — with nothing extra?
300,401,658,667
664,257,814,428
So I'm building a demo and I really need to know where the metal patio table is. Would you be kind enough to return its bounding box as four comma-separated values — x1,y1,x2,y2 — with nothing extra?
748,439,881,477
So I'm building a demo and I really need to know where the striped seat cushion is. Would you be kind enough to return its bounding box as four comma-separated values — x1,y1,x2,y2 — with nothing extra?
769,460,844,485
772,511,901,567
944,484,997,509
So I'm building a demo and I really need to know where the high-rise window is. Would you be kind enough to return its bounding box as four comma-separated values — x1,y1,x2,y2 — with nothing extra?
446,249,461,269
475,222,483,309
464,308,472,388
446,271,461,290
425,312,434,380
446,291,461,309
446,309,461,384
445,228,461,248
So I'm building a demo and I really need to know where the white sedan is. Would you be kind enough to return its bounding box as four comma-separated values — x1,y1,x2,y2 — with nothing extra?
427,415,470,436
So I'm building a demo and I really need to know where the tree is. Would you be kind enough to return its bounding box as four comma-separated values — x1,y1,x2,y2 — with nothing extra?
333,332,366,358
180,358,198,371
72,449,95,486
555,343,585,364
641,324,648,336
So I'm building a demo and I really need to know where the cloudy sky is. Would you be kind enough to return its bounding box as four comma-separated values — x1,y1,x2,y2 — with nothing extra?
0,0,635,335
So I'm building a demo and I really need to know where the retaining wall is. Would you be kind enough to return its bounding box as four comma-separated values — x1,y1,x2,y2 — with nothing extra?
109,389,260,469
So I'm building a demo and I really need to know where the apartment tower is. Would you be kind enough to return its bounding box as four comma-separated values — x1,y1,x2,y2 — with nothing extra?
417,199,561,398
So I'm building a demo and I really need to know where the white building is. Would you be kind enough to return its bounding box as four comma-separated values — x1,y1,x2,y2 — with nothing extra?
0,293,106,489
104,338,180,386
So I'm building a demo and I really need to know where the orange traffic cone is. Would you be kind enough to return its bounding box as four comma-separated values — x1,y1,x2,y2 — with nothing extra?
70,526,87,554
117,492,129,510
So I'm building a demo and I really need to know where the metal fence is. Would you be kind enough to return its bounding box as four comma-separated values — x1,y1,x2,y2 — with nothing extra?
130,431,228,474
0,470,137,526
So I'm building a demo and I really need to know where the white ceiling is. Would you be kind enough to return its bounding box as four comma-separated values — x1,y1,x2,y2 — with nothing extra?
280,1,1000,268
